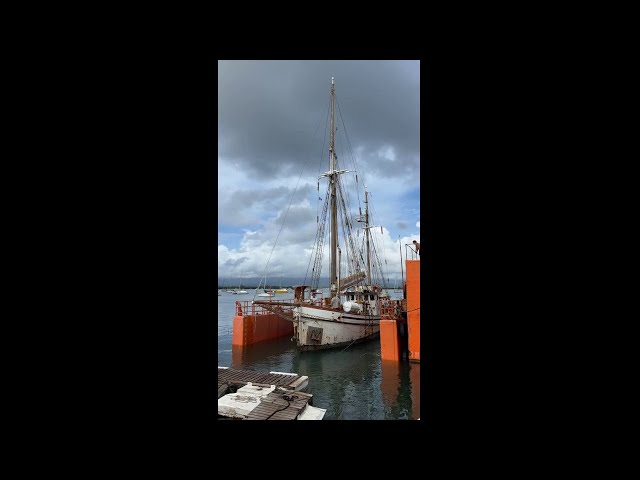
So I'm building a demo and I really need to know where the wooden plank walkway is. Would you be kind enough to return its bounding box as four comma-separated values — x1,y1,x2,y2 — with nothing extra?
218,367,301,398
245,391,313,420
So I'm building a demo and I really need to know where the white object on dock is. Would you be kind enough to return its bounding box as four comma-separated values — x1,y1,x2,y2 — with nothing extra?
218,384,276,418
297,405,327,420
287,376,309,391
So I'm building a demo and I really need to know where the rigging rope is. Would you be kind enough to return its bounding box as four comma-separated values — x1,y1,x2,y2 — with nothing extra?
298,93,392,292
338,338,358,353
254,99,329,300
364,195,388,288
368,193,389,277
335,94,363,215
263,395,292,420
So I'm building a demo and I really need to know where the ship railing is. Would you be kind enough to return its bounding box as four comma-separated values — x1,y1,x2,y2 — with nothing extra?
379,300,405,321
292,297,328,308
404,244,421,261
235,299,296,317
296,296,328,308
380,304,396,320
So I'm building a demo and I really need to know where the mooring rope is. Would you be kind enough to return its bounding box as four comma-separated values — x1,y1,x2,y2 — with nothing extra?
338,338,358,353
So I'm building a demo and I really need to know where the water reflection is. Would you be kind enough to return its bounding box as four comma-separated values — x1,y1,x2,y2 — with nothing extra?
380,360,420,420
231,338,296,372
291,341,385,419
408,362,420,420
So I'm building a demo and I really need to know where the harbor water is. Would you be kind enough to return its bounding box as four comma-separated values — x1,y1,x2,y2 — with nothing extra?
217,290,420,420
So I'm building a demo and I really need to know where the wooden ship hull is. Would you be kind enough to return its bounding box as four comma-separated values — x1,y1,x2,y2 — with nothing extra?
293,305,379,351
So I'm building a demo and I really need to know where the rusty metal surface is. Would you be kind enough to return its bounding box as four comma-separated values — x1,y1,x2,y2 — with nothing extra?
307,326,323,343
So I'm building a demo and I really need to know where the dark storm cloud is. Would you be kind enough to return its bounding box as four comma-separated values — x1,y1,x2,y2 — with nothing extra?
218,60,419,179
223,257,248,267
225,186,291,209
219,183,314,226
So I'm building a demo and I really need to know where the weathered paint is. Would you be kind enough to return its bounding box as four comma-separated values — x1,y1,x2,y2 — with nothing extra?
297,331,380,352
406,260,420,362
380,319,401,361
231,312,294,347
293,305,380,349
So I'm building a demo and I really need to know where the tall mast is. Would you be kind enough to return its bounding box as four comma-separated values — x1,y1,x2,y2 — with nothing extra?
329,77,338,296
399,234,404,288
365,188,371,283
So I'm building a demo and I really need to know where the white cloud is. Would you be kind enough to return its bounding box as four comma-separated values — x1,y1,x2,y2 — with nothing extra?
218,223,419,283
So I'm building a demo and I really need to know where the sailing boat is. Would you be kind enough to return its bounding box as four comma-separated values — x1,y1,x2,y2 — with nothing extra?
256,275,275,297
223,277,235,294
275,274,288,294
255,77,386,351
234,270,247,294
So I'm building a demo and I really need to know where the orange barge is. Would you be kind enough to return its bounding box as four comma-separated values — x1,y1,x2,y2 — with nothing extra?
379,259,420,363
231,299,294,347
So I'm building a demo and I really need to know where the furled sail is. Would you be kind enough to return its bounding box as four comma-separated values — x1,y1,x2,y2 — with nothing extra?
339,271,366,290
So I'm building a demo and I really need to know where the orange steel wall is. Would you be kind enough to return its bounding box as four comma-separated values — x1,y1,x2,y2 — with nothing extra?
406,260,420,362
380,319,401,361
231,313,294,347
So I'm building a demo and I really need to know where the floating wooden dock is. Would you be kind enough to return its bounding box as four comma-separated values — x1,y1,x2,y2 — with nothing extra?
217,367,308,398
245,390,314,420
217,367,325,420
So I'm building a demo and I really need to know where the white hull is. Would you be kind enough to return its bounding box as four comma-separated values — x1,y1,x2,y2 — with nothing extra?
293,305,379,351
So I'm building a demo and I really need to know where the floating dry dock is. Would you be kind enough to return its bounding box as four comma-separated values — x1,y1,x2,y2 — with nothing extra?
218,367,326,420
